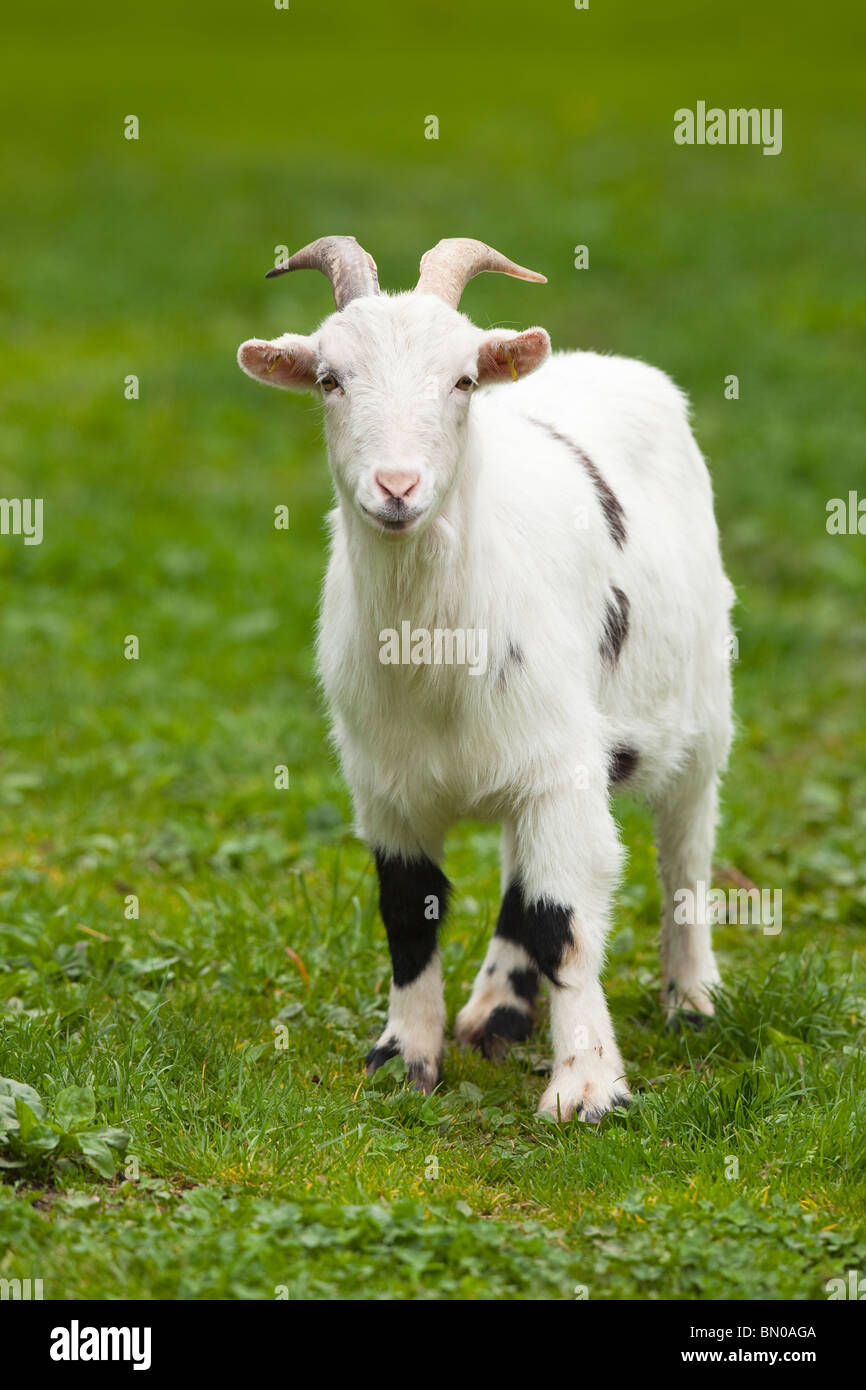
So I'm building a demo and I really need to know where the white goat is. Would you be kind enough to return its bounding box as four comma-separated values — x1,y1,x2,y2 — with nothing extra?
238,236,735,1121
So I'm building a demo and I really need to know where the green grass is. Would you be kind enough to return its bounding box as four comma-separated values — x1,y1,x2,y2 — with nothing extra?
1,0,865,1299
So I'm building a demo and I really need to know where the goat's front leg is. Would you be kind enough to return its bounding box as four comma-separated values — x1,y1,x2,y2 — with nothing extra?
365,848,451,1095
501,782,631,1121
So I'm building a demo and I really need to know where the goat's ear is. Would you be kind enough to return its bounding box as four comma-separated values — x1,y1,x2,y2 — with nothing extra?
476,327,550,385
237,334,318,392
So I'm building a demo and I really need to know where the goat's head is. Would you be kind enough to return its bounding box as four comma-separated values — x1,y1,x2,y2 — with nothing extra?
237,236,550,537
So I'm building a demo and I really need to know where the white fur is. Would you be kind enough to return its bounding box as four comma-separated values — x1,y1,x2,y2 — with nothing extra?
239,290,735,1119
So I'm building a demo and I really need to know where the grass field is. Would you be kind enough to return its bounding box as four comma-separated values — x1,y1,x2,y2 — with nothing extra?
1,0,865,1299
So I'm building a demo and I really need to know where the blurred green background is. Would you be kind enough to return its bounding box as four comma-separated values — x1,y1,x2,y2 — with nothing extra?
0,0,864,1300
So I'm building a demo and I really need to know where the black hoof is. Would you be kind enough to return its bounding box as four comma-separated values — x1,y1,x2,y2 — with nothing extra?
407,1059,442,1095
576,1092,631,1123
666,1010,708,1034
365,1038,441,1094
365,1036,399,1075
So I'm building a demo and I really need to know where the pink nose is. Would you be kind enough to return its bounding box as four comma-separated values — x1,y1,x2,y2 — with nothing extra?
375,470,420,502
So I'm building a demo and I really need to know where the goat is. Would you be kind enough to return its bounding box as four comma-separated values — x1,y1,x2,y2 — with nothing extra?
238,235,735,1120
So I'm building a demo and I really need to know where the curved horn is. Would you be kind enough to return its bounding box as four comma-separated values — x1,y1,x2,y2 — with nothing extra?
415,238,546,308
265,235,379,310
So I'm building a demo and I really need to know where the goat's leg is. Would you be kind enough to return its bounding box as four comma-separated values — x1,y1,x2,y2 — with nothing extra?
655,758,722,1024
456,821,540,1057
504,782,630,1120
365,848,450,1094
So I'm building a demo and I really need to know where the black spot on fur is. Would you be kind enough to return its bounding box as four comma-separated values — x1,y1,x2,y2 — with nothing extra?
469,1005,534,1060
528,417,627,549
374,850,450,988
497,639,525,690
485,1006,534,1044
609,745,639,784
495,881,573,986
509,966,539,1002
600,586,630,667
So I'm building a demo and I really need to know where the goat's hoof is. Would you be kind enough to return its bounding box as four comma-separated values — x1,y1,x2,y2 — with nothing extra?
664,983,716,1033
664,978,717,1030
537,1057,631,1123
406,1059,442,1095
365,1035,441,1094
365,1034,400,1074
665,1009,710,1034
456,1002,534,1060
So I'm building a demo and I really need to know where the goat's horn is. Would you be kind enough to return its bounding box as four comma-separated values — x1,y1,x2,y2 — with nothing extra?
415,238,546,308
265,235,380,310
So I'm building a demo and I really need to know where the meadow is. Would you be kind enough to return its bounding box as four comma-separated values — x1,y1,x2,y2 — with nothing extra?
0,0,864,1299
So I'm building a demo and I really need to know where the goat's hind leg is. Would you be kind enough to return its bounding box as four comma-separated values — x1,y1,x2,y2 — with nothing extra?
655,757,723,1026
456,822,539,1058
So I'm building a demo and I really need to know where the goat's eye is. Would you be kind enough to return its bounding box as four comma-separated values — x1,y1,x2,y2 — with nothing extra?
319,373,341,394
455,375,475,391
